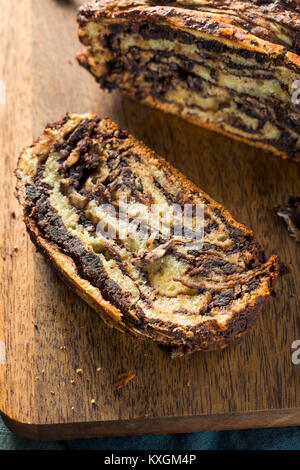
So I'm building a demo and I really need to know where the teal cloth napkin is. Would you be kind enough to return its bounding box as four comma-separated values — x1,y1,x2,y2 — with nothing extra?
1,416,300,450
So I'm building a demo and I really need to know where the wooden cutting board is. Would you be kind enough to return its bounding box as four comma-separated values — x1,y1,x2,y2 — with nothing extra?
0,0,300,440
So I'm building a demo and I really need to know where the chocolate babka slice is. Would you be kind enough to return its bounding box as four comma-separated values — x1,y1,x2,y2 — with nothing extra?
16,113,278,357
77,0,300,161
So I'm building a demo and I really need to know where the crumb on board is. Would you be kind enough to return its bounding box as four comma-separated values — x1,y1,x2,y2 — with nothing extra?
10,211,16,219
113,373,135,391
96,367,102,372
76,368,83,375
10,246,18,256
50,391,55,395
91,399,96,405
70,379,75,384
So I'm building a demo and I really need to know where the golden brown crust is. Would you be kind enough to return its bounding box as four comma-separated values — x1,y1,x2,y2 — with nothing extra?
16,113,279,357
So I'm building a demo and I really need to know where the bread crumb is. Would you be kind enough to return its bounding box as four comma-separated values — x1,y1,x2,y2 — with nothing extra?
91,399,96,405
113,373,135,391
70,379,75,384
50,391,55,395
76,368,83,375
96,367,102,372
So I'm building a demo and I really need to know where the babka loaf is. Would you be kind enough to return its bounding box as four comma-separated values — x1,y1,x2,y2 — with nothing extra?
77,0,300,161
16,113,278,357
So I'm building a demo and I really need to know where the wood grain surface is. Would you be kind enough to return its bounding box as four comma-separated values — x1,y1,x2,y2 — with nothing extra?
0,0,300,440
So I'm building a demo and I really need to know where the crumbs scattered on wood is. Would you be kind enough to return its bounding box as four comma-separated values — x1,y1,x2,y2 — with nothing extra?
96,367,102,372
76,368,83,375
91,399,96,405
50,391,55,395
70,379,75,385
113,373,135,391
